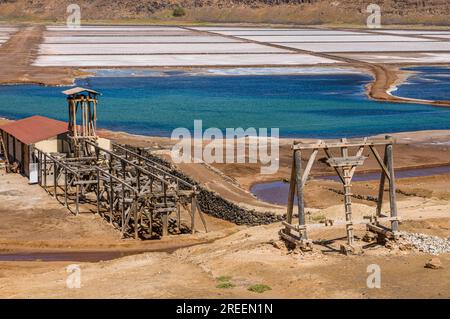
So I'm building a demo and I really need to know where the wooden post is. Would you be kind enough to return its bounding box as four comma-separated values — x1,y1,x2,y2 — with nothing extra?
149,210,153,238
121,183,125,233
64,167,68,207
137,169,141,193
75,175,80,216
53,161,57,198
37,150,42,185
43,154,47,190
376,149,388,217
294,150,306,239
286,153,296,225
191,196,197,234
162,213,168,237
134,210,139,239
196,200,208,233
340,138,353,245
385,137,398,232
109,174,114,224
176,202,181,230
343,166,354,246
96,169,100,215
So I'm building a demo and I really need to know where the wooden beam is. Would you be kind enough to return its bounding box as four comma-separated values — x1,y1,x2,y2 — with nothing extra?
286,152,296,225
369,145,391,181
323,148,345,184
386,138,399,232
376,149,387,217
293,138,394,150
294,150,307,239
301,148,318,188
191,197,197,234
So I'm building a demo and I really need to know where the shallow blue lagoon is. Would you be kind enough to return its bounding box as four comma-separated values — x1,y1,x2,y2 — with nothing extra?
395,66,450,101
1,72,450,138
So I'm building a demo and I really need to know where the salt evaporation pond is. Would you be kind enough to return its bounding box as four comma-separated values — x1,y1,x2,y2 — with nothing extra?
395,66,450,101
251,165,450,206
0,68,450,138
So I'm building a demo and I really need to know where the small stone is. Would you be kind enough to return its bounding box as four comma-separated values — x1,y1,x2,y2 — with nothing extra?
385,240,395,250
340,243,363,255
398,242,413,251
270,240,284,250
362,232,377,243
425,258,443,270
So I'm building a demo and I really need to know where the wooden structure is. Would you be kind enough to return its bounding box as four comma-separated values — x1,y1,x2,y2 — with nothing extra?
281,136,399,252
62,87,100,157
2,87,207,239
33,139,207,238
0,116,69,178
0,135,10,172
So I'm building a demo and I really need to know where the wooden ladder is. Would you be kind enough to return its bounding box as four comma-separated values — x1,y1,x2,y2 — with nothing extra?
0,136,10,172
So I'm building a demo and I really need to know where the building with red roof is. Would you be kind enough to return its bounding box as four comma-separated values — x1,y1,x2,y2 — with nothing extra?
0,115,69,178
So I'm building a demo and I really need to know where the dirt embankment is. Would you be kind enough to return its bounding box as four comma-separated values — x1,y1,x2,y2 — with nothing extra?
0,25,83,86
365,63,450,108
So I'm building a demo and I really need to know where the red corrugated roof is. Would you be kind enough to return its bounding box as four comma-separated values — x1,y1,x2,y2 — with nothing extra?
0,115,68,145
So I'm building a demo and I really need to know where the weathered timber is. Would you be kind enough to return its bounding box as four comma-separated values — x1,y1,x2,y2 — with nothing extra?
283,136,400,253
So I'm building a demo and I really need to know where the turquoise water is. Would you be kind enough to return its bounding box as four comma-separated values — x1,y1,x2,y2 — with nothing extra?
1,71,450,138
395,66,450,101
252,165,450,205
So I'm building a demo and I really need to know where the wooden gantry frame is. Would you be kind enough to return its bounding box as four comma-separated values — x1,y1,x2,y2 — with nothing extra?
29,87,207,239
281,136,399,252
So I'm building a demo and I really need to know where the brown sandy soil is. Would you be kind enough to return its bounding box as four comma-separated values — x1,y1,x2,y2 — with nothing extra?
215,138,450,191
0,25,83,85
0,118,10,126
100,129,450,181
98,128,450,214
1,131,450,297
1,23,450,298
0,171,238,252
1,218,449,298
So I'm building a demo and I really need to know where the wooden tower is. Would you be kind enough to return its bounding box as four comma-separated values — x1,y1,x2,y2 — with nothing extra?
62,87,100,156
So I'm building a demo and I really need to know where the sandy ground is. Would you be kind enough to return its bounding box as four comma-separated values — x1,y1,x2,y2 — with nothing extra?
0,25,83,85
1,24,450,298
0,170,238,252
97,128,450,211
0,209,449,298
1,128,450,298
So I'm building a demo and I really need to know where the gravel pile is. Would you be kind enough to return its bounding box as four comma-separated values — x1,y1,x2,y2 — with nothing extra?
399,232,450,255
